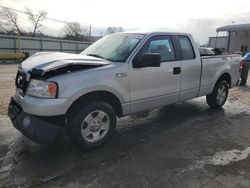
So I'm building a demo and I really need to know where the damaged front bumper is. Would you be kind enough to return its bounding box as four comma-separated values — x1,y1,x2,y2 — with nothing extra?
8,97,65,145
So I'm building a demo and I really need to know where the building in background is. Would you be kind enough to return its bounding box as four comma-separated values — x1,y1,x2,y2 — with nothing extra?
0,34,92,63
208,23,250,54
208,36,227,50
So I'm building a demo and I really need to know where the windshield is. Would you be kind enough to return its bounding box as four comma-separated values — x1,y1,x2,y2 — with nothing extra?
81,33,144,62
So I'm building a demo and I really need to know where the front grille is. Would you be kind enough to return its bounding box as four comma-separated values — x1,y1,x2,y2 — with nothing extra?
15,71,28,95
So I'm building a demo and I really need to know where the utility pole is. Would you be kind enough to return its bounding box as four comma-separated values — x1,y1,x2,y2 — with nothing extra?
16,29,21,53
89,25,92,41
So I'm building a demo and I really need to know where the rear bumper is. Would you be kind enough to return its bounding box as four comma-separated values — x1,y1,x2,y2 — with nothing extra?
8,97,65,145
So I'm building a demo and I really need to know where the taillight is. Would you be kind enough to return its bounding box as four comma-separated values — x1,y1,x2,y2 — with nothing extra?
240,60,246,72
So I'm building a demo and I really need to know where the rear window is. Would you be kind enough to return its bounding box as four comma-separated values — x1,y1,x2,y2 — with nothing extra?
177,36,195,60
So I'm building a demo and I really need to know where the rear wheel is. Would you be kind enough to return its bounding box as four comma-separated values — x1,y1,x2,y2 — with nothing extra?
206,80,229,108
68,102,116,149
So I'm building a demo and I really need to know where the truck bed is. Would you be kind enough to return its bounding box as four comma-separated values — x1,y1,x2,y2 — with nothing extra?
198,54,241,96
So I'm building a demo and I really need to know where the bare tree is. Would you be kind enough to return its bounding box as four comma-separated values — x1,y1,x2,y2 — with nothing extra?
106,26,124,34
0,7,23,34
0,21,7,33
25,9,47,37
63,22,87,40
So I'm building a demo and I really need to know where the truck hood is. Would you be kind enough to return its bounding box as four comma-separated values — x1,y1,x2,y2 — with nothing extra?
19,52,110,76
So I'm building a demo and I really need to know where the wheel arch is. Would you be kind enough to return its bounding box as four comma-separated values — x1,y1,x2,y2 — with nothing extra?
66,90,123,119
215,72,232,88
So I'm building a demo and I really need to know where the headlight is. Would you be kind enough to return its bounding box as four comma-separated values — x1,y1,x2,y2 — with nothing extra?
26,79,58,98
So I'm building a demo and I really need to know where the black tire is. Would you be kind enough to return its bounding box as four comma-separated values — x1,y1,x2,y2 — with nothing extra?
206,80,229,108
68,102,116,149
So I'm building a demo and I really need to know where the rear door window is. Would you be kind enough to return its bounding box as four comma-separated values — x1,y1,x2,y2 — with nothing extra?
177,36,195,60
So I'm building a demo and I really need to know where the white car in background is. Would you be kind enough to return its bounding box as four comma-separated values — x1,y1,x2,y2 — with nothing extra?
199,47,215,56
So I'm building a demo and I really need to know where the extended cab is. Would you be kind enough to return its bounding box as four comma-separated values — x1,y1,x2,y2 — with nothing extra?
8,32,241,149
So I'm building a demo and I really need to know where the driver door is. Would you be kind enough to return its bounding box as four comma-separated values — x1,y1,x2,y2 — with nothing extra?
129,35,181,113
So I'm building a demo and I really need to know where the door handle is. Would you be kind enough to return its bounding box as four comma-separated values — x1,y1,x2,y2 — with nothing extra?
173,67,181,75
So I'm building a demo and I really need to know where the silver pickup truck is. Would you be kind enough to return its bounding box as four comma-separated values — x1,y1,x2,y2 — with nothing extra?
8,32,241,149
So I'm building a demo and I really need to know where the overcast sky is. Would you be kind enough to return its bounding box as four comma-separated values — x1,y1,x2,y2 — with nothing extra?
1,0,250,44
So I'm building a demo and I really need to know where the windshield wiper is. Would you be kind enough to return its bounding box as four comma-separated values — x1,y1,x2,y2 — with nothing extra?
86,54,104,59
86,54,124,62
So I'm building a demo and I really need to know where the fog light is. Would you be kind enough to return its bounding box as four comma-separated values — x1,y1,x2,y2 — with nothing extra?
23,115,30,129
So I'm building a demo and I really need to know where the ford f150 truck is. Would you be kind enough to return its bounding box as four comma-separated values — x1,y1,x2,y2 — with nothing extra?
8,32,241,149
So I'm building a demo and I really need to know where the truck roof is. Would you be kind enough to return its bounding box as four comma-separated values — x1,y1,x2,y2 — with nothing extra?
122,30,191,36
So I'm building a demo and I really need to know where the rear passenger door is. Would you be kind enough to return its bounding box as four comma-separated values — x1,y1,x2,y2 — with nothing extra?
176,35,201,100
129,35,181,113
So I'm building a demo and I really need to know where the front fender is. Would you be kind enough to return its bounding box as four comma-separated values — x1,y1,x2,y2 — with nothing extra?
69,85,127,104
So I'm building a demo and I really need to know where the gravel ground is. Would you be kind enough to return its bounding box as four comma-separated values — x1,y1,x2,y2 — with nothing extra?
0,64,17,115
0,64,250,188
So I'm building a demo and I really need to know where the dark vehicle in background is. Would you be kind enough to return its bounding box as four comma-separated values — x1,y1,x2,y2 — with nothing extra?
240,53,250,86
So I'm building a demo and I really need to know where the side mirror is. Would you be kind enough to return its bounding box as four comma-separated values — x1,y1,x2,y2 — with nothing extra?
133,53,161,68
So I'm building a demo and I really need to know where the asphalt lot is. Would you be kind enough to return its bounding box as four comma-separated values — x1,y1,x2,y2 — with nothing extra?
1,64,250,188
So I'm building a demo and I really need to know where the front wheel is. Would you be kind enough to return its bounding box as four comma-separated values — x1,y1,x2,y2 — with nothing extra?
68,102,117,149
206,80,229,108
